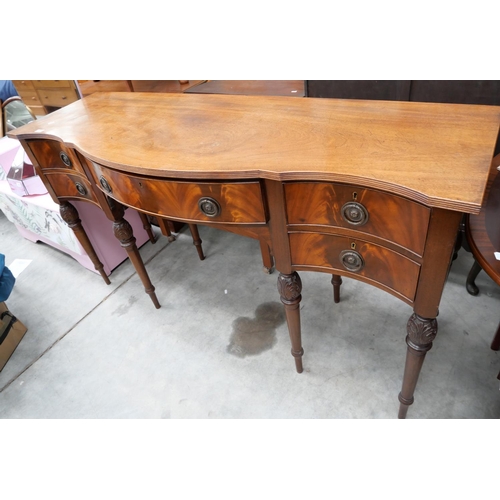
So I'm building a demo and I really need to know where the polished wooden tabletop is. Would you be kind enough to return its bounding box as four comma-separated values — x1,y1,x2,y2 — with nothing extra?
9,92,500,213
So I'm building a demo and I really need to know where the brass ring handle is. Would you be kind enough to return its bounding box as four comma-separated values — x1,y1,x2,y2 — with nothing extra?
341,201,369,226
75,182,88,196
99,176,112,193
198,197,221,217
59,151,72,167
339,250,365,272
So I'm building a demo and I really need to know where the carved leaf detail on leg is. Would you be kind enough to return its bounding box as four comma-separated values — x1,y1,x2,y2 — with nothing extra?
277,272,302,304
406,313,438,351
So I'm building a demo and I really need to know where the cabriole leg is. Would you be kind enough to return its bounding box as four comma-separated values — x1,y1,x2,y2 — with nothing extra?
466,260,482,296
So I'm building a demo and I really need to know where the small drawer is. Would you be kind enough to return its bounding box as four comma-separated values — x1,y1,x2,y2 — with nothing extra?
17,90,42,106
43,171,97,203
25,140,86,174
37,89,78,108
28,106,46,116
90,162,267,224
32,80,73,89
290,232,420,302
285,182,430,256
12,80,35,91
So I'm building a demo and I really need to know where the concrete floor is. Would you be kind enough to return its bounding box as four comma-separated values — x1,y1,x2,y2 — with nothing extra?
0,209,499,419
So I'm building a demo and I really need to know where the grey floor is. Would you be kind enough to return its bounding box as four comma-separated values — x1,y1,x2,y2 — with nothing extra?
0,209,499,419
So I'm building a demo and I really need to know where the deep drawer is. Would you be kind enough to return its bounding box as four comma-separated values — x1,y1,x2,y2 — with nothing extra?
290,232,420,302
285,182,430,256
90,162,267,224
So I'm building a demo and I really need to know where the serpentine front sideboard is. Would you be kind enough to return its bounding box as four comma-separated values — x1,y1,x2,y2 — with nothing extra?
8,92,500,418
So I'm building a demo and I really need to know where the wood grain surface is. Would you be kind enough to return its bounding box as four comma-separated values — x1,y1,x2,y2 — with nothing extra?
289,232,420,303
89,161,267,224
285,182,430,256
9,92,500,214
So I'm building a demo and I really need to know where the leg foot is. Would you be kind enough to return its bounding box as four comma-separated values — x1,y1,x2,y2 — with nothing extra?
259,240,274,274
188,224,205,261
331,274,342,304
398,313,437,418
157,218,176,242
277,272,304,373
60,201,110,285
466,260,482,296
138,212,156,244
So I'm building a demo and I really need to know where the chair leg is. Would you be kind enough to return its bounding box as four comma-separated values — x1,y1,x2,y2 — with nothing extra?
331,274,342,304
491,321,500,351
466,260,482,296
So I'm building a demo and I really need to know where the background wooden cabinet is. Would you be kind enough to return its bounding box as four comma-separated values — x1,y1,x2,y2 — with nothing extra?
12,80,81,116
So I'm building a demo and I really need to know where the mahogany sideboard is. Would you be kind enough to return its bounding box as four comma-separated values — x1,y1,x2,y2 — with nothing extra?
8,92,500,418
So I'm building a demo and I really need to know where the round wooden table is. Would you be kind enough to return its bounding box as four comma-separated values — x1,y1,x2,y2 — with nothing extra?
466,154,500,378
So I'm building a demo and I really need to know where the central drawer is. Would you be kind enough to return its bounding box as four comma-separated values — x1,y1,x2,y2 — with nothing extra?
285,182,430,256
90,162,267,224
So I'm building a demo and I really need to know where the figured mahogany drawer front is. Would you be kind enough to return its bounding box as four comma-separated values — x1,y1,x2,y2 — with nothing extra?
290,232,420,302
43,171,97,203
26,140,86,174
90,162,267,224
285,182,430,256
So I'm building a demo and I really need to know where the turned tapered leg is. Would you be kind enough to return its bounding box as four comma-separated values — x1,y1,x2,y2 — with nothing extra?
277,272,304,373
260,240,274,274
398,313,438,419
113,212,161,309
331,274,342,304
138,212,156,244
59,201,110,285
466,260,482,296
156,218,176,242
188,224,205,261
